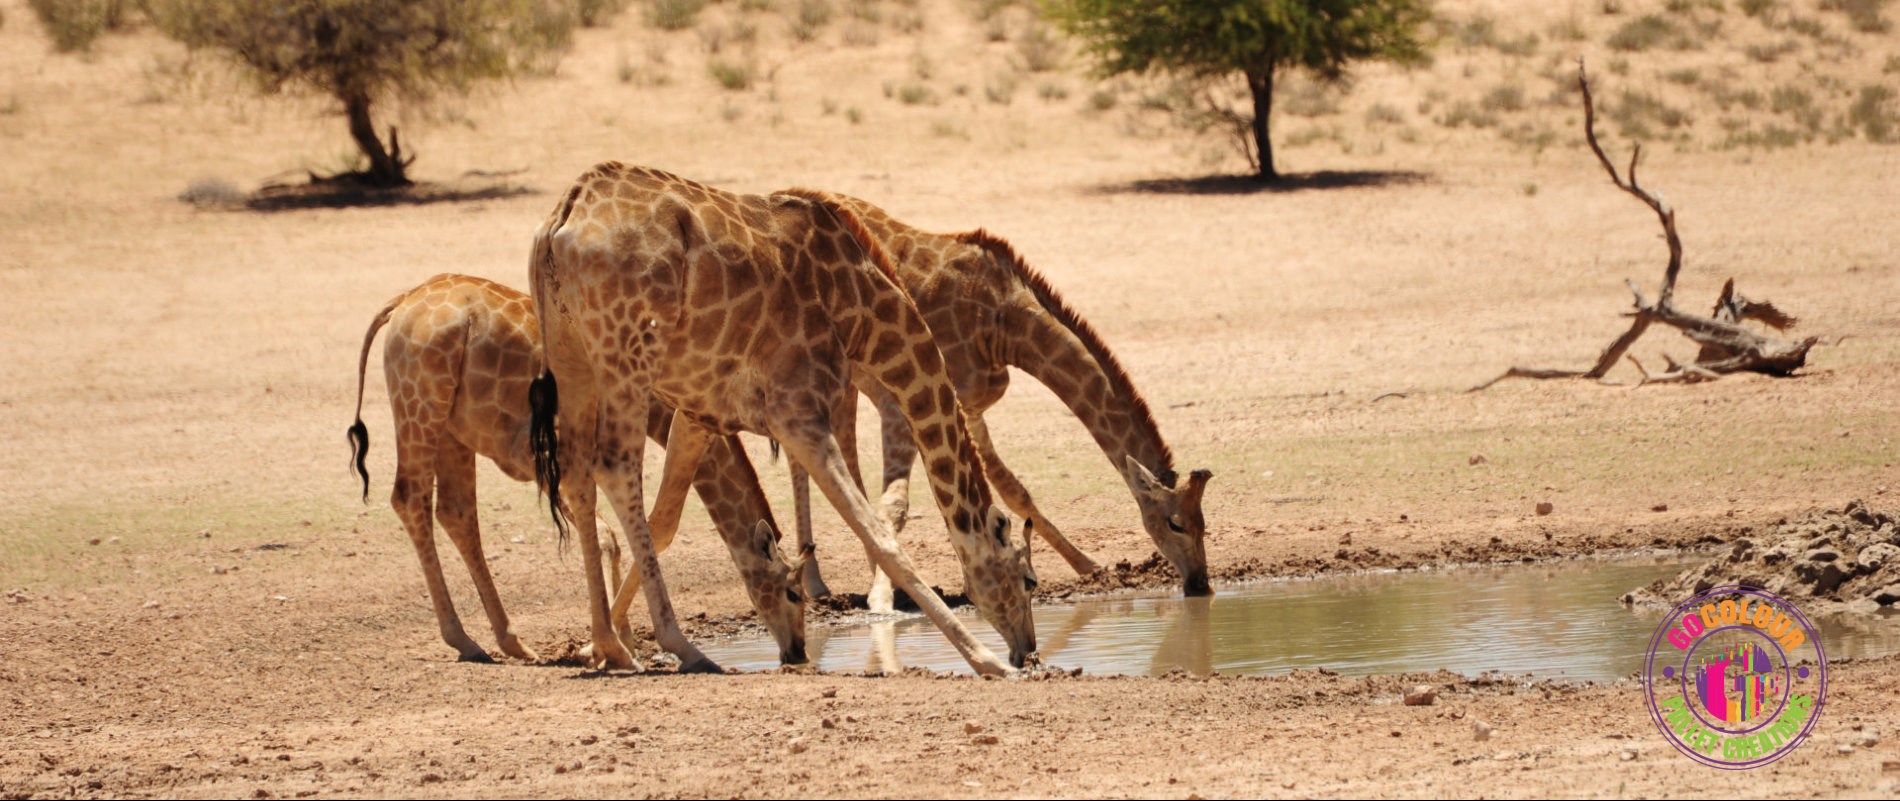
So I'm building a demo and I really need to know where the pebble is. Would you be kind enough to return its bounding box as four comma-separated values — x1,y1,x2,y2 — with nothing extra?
787,737,808,754
964,722,985,735
971,734,999,745
1404,685,1436,706
1535,502,1554,516
1620,749,1637,762
1839,744,1857,755
1473,721,1493,742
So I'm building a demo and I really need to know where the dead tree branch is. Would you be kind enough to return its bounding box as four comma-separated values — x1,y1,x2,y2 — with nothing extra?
1471,60,1820,392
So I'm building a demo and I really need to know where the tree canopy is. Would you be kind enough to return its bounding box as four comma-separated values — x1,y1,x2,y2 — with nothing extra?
1055,0,1434,179
151,0,573,185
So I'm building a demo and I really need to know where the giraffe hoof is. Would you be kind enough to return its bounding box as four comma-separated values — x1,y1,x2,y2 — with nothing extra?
677,656,725,675
455,648,496,664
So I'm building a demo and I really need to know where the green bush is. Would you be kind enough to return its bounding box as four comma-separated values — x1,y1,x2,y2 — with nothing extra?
27,0,130,52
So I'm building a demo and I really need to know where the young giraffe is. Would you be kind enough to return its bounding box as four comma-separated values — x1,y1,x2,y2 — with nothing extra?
345,273,810,665
527,163,1037,676
786,193,1214,605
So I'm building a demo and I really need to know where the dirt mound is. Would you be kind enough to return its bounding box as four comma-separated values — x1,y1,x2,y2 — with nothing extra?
1624,501,1900,610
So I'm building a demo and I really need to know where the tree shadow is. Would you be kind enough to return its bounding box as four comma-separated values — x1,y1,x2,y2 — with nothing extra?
1092,169,1432,196
183,170,540,213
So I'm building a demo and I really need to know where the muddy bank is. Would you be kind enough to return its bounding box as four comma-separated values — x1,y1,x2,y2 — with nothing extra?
1624,500,1900,611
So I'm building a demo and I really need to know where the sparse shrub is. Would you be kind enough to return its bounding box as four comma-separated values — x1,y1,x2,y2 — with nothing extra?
1849,84,1897,142
27,0,132,52
579,0,630,27
178,177,244,207
896,82,935,105
1740,0,1777,17
1612,89,1691,134
720,100,743,122
911,52,933,80
648,0,705,31
708,58,754,90
1279,78,1339,117
842,22,877,46
985,71,1018,104
1664,68,1701,85
1820,0,1892,32
1745,39,1799,62
1435,101,1497,128
1885,54,1900,73
1602,0,1624,14
1607,14,1678,51
1038,81,1068,101
928,120,969,139
1014,22,1062,72
1724,123,1802,149
1784,16,1826,37
1456,14,1497,48
1481,84,1526,113
893,9,925,33
1365,103,1405,124
1497,33,1540,56
984,15,1009,42
845,106,862,124
1088,88,1117,110
793,0,832,41
1549,15,1587,41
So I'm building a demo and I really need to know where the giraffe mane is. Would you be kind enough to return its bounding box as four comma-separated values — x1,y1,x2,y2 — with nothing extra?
956,229,1177,484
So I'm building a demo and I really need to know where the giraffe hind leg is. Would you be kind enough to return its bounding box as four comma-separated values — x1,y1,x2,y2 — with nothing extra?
392,433,489,663
433,437,539,661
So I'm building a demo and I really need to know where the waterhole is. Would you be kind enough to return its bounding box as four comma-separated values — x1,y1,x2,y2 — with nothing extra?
702,553,1900,682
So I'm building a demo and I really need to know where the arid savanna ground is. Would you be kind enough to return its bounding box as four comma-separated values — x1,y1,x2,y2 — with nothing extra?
3,0,1898,796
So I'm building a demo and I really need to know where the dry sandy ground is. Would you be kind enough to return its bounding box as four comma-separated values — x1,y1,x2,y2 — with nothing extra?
2,0,1898,796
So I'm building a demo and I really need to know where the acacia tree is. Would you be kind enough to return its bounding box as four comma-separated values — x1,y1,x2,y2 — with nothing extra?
151,0,572,186
1054,0,1433,180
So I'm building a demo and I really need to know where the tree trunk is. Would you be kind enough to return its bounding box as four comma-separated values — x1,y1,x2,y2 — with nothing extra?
1246,62,1278,181
343,91,408,186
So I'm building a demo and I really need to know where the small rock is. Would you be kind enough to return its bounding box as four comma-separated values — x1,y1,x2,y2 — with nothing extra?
1535,502,1554,517
509,535,525,544
1620,749,1637,762
108,536,121,544
199,530,211,538
211,566,227,575
821,718,836,730
578,735,597,745
1839,744,1857,755
1281,780,1297,790
1881,759,1900,773
1403,685,1436,706
1651,503,1669,513
821,688,838,699
971,734,999,745
963,722,985,735
1469,454,1487,466
271,595,290,603
88,538,102,546
141,600,160,609
1473,721,1493,742
1858,733,1880,748
787,737,808,754
1875,584,1900,606
1339,533,1352,546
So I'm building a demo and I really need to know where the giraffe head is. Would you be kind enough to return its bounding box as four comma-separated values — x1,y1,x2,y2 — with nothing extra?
1124,457,1215,596
732,520,811,665
963,505,1040,668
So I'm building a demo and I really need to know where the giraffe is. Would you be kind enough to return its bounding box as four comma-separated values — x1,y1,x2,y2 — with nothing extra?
345,273,810,666
786,193,1215,604
526,162,1037,676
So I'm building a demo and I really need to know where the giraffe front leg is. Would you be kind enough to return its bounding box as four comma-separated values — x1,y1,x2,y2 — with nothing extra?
966,414,1099,577
434,438,539,662
594,388,720,674
787,464,832,599
550,381,640,672
779,428,1012,677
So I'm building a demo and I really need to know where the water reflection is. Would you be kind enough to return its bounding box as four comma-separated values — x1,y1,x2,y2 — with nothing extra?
703,555,1900,683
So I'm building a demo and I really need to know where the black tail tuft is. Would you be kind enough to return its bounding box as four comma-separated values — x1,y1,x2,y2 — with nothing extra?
529,369,569,544
769,439,781,464
347,419,371,503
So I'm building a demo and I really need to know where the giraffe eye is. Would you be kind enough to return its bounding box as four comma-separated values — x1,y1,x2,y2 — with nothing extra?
1167,515,1186,534
785,588,803,605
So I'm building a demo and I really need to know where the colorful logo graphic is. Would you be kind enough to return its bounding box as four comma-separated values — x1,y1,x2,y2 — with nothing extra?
1643,586,1827,769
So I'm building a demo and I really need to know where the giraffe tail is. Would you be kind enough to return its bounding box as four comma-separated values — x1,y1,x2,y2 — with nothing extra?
348,291,406,503
528,183,583,545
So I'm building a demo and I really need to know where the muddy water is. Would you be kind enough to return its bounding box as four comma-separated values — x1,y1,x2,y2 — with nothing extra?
702,554,1900,683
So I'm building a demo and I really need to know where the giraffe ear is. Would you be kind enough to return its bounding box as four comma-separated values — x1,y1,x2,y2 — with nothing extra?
751,520,778,560
1124,456,1170,500
986,507,1011,547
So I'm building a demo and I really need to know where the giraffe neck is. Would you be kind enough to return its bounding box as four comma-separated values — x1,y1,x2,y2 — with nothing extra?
1002,304,1175,485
